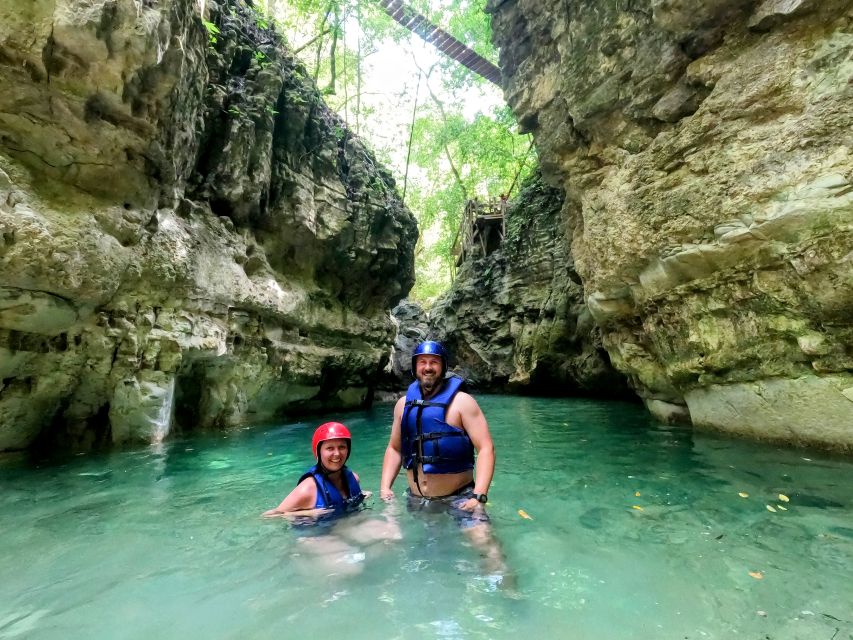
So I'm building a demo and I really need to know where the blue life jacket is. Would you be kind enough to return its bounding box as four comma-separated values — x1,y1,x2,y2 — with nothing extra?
401,374,474,474
298,465,364,510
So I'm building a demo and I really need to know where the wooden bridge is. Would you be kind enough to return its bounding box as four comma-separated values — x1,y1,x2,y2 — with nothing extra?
375,0,501,85
451,197,507,267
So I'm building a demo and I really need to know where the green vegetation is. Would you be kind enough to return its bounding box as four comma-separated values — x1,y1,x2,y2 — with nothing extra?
202,19,220,44
407,102,535,300
256,0,533,304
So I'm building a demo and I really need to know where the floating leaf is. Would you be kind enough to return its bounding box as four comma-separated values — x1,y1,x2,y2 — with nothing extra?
518,509,533,520
738,492,749,498
632,505,644,511
766,505,777,512
748,571,764,580
778,494,789,502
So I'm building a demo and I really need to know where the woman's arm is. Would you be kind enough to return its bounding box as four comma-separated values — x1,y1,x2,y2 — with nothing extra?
262,477,317,516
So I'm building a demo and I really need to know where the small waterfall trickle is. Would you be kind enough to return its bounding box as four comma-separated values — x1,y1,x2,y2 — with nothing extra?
151,377,175,444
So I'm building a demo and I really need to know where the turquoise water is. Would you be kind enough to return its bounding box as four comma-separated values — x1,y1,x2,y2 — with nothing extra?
1,396,852,639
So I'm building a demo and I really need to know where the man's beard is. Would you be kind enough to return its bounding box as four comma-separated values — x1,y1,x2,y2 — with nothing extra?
419,374,440,397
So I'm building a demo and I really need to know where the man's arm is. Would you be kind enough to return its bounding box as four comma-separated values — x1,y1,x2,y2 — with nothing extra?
379,397,405,500
457,392,495,511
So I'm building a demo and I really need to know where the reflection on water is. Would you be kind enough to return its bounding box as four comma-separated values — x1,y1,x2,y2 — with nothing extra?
1,397,852,639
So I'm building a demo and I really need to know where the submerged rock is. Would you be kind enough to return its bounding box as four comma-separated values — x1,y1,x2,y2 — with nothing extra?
0,0,417,451
489,0,853,448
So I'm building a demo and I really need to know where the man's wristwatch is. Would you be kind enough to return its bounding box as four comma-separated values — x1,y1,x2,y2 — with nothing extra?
472,493,488,504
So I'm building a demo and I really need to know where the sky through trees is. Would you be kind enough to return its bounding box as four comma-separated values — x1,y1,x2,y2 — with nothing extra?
257,0,535,303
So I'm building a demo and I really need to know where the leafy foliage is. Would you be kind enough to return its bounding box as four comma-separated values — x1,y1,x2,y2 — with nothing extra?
260,0,533,304
202,19,220,44
406,101,535,302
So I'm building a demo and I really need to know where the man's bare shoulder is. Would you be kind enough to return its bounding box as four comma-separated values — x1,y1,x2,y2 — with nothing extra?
454,391,481,408
446,390,482,427
393,395,406,417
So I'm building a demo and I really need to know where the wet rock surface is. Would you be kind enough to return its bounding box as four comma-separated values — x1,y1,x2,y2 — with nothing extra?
430,173,630,396
372,298,429,400
0,0,416,451
489,0,853,448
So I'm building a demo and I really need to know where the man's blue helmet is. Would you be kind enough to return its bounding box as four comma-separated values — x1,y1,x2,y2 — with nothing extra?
411,341,448,376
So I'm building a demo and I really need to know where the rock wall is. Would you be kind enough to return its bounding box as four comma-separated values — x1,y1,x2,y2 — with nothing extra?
371,298,429,399
388,299,429,381
0,0,417,451
489,0,853,448
430,173,629,396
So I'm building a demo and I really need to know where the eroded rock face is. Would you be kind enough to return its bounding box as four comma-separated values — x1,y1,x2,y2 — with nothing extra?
389,299,429,382
0,0,416,451
489,0,853,448
372,298,429,399
430,174,629,396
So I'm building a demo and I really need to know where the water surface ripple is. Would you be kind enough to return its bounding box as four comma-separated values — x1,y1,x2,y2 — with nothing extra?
1,396,851,639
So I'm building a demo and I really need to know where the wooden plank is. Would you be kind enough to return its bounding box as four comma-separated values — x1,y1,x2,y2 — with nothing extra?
374,0,501,85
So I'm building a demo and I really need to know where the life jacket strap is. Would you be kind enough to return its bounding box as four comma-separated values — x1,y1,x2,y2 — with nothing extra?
413,403,425,490
405,398,449,409
412,431,468,443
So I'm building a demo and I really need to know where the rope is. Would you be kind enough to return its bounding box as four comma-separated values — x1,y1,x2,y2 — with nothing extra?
402,70,421,204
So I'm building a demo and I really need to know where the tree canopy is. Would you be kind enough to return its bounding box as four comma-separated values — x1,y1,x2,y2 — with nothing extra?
258,0,534,304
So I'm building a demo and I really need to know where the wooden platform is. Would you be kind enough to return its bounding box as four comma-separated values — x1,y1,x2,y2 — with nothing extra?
452,198,507,268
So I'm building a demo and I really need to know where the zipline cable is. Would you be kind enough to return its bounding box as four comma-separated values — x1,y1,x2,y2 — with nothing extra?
402,70,422,204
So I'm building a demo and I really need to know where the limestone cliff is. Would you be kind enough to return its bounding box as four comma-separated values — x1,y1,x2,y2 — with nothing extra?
489,0,853,448
0,0,417,451
430,173,629,396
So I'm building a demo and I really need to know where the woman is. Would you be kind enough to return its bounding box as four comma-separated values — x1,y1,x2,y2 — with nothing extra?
263,422,365,516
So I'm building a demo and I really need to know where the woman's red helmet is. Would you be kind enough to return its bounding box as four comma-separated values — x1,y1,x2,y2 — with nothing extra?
311,422,352,462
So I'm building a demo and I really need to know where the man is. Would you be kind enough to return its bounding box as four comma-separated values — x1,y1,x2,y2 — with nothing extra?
380,341,495,514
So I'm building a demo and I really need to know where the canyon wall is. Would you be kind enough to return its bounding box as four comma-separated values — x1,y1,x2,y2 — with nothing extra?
0,0,417,451
488,0,852,448
430,173,629,396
